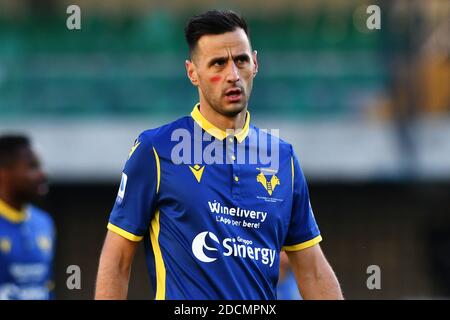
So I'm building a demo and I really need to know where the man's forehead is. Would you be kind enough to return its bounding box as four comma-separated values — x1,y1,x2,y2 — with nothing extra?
196,29,251,58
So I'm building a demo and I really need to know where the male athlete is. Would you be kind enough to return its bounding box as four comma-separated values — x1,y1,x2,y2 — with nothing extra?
0,135,55,300
96,10,343,300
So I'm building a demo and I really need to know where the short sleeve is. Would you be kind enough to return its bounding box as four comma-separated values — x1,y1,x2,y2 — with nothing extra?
282,147,322,251
107,132,159,241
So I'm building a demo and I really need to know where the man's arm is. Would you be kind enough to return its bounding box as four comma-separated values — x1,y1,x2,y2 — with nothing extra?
286,244,343,300
95,231,139,299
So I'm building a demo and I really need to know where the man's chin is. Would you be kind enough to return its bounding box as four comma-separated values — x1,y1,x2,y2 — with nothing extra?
220,101,247,117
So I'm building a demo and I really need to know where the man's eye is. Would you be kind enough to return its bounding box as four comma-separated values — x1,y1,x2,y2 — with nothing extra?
214,60,225,66
236,58,248,65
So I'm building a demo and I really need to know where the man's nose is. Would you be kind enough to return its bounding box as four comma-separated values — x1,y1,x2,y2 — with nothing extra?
225,62,240,83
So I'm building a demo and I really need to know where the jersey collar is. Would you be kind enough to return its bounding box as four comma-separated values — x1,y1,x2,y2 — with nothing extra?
190,103,250,143
0,198,28,223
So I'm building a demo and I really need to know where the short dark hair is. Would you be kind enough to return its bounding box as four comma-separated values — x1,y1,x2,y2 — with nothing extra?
185,10,250,57
0,134,30,167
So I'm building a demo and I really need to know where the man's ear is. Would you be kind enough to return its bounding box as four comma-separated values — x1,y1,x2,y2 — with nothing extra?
185,60,199,86
252,50,259,76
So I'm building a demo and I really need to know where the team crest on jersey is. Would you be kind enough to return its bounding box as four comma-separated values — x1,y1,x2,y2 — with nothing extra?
256,168,280,196
0,237,12,254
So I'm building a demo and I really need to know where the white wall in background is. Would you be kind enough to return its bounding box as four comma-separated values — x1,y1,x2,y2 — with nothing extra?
1,118,449,182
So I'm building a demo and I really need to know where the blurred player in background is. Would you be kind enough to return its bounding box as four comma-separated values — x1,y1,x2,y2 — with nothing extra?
277,251,302,300
0,135,55,300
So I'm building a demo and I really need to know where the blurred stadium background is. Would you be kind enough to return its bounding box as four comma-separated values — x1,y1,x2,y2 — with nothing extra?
0,0,449,299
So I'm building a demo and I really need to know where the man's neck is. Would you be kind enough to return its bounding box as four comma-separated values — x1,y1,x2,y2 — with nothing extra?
198,101,247,133
0,191,24,212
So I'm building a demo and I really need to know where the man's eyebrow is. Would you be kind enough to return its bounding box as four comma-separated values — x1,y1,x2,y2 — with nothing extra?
233,53,250,61
207,53,251,67
207,56,228,67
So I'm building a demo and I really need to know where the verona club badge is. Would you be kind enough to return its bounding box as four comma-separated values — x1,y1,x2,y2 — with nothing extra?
256,168,280,196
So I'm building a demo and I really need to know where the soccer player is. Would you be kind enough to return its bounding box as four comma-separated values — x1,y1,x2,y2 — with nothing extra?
0,135,55,300
95,10,343,300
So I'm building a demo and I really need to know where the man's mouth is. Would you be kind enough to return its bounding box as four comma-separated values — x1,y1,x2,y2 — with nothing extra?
37,182,49,196
224,87,243,102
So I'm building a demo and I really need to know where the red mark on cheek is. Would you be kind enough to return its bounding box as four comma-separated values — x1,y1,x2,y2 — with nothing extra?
210,76,221,83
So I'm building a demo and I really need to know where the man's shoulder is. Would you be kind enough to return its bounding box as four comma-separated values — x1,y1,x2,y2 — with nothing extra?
28,206,54,230
136,115,192,146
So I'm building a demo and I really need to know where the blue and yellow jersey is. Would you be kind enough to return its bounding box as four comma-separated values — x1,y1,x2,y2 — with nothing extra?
108,103,322,300
0,199,55,300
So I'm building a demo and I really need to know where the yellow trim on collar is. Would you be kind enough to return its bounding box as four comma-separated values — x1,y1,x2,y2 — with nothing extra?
0,198,27,223
190,103,250,143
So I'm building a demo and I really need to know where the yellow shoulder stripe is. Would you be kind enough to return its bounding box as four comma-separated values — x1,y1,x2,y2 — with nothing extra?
107,223,143,242
128,141,141,159
153,147,160,194
282,235,322,252
150,209,166,300
291,156,294,194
